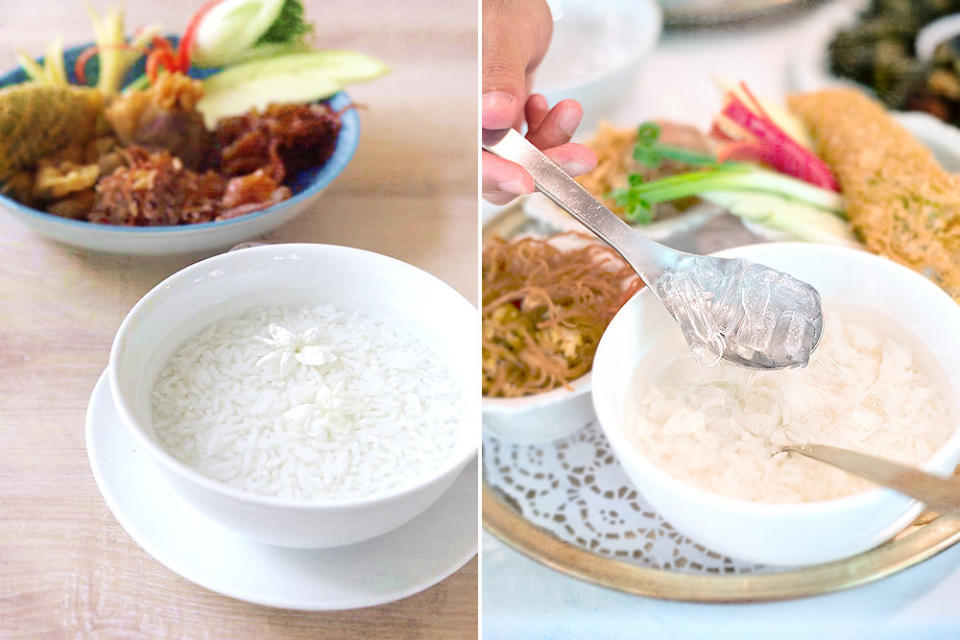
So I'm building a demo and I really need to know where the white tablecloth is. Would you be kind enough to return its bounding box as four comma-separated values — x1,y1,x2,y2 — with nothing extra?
482,2,960,637
483,533,960,639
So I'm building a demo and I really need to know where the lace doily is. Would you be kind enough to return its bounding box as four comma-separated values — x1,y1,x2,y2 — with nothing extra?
484,421,769,575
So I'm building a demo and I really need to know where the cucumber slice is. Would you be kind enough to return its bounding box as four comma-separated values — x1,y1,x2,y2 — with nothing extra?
197,50,388,126
198,75,341,128
701,191,861,248
203,50,389,92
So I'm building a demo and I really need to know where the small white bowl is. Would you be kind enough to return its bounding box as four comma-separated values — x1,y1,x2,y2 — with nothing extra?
481,232,629,445
592,243,960,566
535,0,662,130
483,373,593,445
108,243,478,548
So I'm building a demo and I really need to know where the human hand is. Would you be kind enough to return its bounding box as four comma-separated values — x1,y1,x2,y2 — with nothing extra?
482,0,597,204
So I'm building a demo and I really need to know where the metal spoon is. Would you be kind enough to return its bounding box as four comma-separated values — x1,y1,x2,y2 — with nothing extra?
783,444,960,514
483,128,824,370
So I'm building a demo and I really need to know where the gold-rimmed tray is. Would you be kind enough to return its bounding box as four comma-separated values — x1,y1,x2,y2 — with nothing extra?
481,203,960,603
661,0,825,30
484,482,960,603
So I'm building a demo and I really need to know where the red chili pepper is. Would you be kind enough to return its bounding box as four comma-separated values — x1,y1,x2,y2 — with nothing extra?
177,0,227,72
151,35,176,55
74,45,100,85
146,49,172,83
146,49,161,83
144,35,181,83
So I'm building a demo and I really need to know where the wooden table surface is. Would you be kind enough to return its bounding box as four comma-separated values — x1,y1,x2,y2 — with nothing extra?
0,2,478,637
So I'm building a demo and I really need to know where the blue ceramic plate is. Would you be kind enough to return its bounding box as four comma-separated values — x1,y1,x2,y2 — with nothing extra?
0,39,359,255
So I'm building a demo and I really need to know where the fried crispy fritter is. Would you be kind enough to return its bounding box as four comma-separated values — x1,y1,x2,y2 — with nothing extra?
789,89,960,301
0,84,103,181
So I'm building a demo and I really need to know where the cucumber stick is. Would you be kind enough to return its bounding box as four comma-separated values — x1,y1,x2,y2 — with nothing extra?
197,50,389,126
701,191,862,248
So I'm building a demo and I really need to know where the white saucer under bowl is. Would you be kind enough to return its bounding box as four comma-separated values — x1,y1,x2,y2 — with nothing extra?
85,370,478,610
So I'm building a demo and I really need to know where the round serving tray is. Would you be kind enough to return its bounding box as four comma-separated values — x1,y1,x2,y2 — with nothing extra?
661,0,826,29
482,204,960,602
484,452,960,603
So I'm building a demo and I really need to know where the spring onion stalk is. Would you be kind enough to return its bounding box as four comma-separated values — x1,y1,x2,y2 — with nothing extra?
633,122,718,168
612,164,843,223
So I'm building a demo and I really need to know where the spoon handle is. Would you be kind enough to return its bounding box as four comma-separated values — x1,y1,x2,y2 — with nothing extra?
482,128,679,284
784,443,960,514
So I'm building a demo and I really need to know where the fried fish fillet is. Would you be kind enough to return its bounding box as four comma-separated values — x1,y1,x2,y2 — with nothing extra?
0,84,103,181
788,88,960,301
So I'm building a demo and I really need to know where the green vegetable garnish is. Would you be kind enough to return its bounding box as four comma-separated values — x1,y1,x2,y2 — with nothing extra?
611,163,843,224
611,174,654,224
632,122,718,169
256,0,311,45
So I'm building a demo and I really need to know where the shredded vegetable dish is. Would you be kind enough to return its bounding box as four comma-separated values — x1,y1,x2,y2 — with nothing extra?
482,233,642,398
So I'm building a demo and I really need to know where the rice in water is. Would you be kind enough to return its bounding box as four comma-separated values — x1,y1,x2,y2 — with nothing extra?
625,304,955,502
152,304,460,501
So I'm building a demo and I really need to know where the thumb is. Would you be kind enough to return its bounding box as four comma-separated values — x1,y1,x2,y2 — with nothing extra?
481,34,526,130
482,0,552,130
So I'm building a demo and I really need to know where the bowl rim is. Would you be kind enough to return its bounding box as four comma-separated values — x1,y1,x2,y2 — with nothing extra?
536,0,663,95
108,242,479,510
482,371,592,413
0,41,359,235
593,242,960,517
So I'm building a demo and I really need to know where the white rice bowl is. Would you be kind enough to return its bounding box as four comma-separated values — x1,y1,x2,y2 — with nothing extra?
109,243,477,548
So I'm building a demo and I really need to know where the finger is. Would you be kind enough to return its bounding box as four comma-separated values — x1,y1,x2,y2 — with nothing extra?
527,99,583,150
524,93,550,132
482,151,535,204
482,0,553,130
542,142,598,177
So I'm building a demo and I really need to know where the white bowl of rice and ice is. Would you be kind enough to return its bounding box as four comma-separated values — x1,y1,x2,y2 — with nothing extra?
592,243,960,566
108,243,478,549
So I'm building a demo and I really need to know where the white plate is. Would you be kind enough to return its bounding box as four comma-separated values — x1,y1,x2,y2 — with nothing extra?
85,370,478,610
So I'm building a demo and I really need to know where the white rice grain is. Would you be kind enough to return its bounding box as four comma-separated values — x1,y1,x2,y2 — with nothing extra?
152,304,461,501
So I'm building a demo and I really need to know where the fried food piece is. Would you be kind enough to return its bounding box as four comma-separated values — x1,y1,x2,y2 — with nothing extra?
91,148,225,226
576,121,712,220
33,159,99,200
105,73,210,169
214,103,342,181
788,88,960,301
0,84,103,181
1,171,36,207
87,136,125,176
46,190,95,219
221,169,290,219
90,147,286,226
